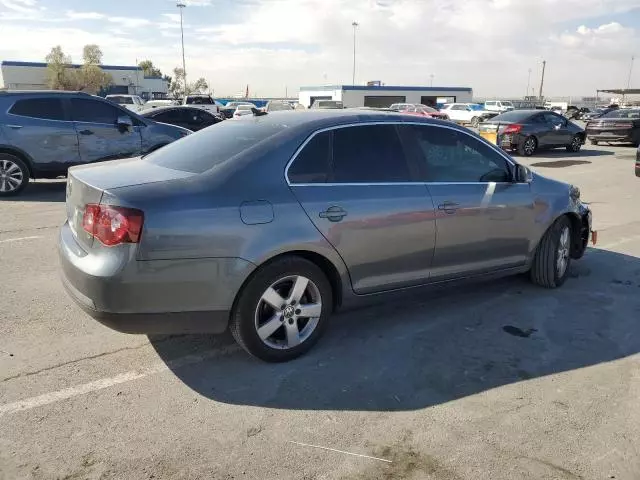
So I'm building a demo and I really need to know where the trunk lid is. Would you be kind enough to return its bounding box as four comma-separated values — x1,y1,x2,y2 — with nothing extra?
65,157,196,249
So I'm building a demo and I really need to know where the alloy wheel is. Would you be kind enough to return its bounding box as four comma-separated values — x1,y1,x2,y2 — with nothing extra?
570,136,581,151
254,275,322,350
556,226,571,277
524,138,536,155
0,159,24,193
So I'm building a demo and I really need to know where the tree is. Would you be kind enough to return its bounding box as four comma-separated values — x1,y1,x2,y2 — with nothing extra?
138,59,163,78
75,44,112,94
82,44,103,65
191,77,208,94
168,67,186,98
45,46,73,90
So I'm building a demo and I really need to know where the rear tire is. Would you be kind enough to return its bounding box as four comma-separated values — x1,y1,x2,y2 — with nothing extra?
471,116,480,128
518,136,537,156
0,153,29,197
530,216,572,289
590,139,599,145
230,256,333,362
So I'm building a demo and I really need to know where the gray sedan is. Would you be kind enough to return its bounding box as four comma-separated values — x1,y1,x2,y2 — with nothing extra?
59,110,594,362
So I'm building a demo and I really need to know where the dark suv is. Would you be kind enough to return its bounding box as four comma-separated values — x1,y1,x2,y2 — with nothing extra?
0,91,190,196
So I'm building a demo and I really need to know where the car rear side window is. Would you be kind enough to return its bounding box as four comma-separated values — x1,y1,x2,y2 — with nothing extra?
288,131,331,184
144,120,287,174
9,98,65,121
400,125,510,183
332,124,412,183
70,98,123,124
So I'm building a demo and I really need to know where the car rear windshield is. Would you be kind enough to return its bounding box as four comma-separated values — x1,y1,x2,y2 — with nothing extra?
186,96,214,104
601,109,640,119
143,120,287,173
489,110,534,122
108,96,134,104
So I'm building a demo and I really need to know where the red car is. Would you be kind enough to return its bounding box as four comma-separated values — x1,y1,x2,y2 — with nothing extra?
391,103,449,120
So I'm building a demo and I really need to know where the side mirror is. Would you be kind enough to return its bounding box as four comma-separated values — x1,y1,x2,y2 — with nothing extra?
117,115,133,130
515,164,532,183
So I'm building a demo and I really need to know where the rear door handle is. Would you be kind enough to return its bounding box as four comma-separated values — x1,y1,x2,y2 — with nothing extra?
319,206,347,222
79,129,94,135
438,202,459,214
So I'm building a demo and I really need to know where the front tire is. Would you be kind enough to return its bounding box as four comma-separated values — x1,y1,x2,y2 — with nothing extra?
0,154,29,197
567,135,582,152
530,216,572,288
590,139,599,145
230,257,333,362
518,136,537,156
471,116,480,128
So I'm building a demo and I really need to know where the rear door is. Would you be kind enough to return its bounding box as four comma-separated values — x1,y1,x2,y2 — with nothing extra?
69,97,143,163
287,123,437,294
399,124,534,281
3,97,80,173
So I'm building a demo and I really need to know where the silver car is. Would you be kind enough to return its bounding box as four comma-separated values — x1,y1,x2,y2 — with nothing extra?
59,110,594,362
0,90,190,196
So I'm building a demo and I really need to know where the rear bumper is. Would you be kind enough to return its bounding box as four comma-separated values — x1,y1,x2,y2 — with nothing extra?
586,129,635,142
58,222,256,334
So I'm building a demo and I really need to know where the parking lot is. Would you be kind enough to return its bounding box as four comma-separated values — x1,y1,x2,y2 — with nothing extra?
1,142,640,479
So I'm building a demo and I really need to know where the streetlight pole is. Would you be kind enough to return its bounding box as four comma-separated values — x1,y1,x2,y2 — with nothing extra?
177,2,187,96
351,21,358,86
526,68,531,99
538,60,546,100
429,74,434,87
624,55,635,102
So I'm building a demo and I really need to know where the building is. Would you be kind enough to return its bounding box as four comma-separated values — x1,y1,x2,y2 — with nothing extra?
0,61,168,99
298,84,473,109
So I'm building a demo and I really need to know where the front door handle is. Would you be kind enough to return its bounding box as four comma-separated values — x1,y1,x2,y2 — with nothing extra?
438,202,459,214
79,129,94,135
319,206,347,222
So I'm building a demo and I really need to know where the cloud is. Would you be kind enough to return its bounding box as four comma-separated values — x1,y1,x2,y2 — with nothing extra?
171,0,211,6
162,13,181,22
66,10,105,20
0,0,40,14
107,16,151,28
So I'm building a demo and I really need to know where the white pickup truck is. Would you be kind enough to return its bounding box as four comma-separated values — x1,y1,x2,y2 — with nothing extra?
483,100,515,113
105,94,145,112
439,103,498,127
182,94,221,114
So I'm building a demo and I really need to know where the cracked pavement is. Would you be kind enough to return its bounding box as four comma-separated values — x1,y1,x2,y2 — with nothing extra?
1,143,640,479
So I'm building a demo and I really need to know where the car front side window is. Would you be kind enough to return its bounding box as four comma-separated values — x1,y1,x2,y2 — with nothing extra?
401,125,511,183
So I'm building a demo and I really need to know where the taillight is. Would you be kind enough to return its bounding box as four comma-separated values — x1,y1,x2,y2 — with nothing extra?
82,204,144,246
503,124,523,134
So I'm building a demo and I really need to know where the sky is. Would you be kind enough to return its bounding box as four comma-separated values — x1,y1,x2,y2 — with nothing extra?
0,0,638,98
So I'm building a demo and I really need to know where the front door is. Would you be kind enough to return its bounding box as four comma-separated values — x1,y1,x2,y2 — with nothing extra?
287,124,436,294
542,112,572,146
399,123,534,281
69,97,142,163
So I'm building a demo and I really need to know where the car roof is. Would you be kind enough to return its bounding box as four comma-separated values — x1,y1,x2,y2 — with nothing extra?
0,90,92,96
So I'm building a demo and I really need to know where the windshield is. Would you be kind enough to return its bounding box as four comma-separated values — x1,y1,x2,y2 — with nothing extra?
108,96,133,104
268,102,291,111
144,120,288,173
501,101,514,107
601,109,640,119
237,105,253,111
227,102,254,108
316,101,343,108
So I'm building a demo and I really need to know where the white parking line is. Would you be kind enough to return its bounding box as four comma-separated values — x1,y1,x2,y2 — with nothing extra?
0,344,240,417
0,235,42,244
597,234,640,250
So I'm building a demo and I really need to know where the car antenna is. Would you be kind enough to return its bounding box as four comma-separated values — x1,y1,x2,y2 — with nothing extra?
251,107,267,116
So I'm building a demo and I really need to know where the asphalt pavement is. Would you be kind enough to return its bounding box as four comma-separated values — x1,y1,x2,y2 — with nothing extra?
1,143,640,480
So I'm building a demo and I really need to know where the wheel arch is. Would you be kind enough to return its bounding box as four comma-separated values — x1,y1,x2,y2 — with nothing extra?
533,212,585,261
231,250,344,320
0,145,35,178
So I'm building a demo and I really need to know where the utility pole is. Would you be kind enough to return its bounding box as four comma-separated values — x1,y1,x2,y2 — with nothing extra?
177,2,187,96
538,60,546,100
429,74,434,87
351,21,358,85
624,55,635,102
526,68,531,99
